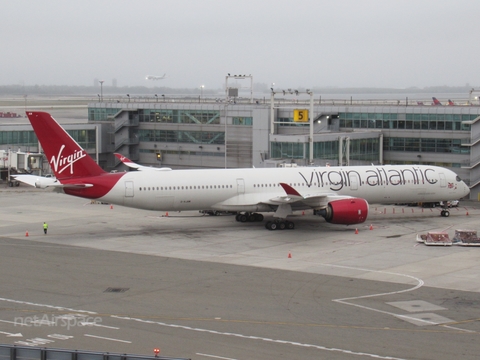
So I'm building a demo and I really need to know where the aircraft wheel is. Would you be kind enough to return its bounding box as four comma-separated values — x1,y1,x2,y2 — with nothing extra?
235,214,242,222
254,213,264,222
265,221,272,229
278,221,286,230
268,221,278,230
286,221,295,230
239,214,248,222
443,210,450,217
248,214,256,222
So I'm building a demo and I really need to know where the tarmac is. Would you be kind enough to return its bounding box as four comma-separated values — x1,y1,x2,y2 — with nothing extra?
1,185,480,360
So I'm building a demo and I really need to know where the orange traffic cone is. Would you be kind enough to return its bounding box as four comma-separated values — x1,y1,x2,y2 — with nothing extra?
302,211,305,216
466,210,469,216
288,252,292,258
110,204,113,209
165,211,169,217
25,230,29,237
369,224,373,230
355,228,359,234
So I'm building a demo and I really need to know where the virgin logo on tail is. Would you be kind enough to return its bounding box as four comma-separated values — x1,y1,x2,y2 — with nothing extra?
50,145,86,175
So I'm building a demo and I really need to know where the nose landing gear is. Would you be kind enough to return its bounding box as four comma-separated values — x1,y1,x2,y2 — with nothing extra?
440,201,450,217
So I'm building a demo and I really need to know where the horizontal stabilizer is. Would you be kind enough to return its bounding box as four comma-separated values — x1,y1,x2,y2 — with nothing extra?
12,175,92,189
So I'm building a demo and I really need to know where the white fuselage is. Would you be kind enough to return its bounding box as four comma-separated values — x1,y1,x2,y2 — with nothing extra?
98,165,470,212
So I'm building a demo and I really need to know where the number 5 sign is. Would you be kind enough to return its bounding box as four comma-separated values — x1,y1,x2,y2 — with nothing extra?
293,109,309,122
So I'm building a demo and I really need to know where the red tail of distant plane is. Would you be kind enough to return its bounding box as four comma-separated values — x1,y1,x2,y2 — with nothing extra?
432,97,442,105
448,99,455,106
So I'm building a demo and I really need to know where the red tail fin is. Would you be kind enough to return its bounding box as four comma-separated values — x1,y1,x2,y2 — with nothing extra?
26,111,105,180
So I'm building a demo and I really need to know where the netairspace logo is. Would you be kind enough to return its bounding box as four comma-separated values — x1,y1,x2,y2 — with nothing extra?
14,314,103,330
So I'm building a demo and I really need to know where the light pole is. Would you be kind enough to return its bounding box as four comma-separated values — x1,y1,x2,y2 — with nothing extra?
155,94,158,102
201,85,204,100
126,94,130,102
99,80,104,102
224,104,228,168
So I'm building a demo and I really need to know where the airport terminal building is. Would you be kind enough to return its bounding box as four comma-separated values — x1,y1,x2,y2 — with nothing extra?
2,95,480,200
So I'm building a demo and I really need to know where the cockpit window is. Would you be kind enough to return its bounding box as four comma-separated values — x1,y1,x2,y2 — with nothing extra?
456,175,462,182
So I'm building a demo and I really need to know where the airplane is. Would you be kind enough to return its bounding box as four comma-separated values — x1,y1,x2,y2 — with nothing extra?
15,111,470,230
448,99,455,106
432,97,443,105
146,74,167,80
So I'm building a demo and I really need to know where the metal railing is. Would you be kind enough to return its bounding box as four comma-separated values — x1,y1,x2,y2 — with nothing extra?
0,344,189,360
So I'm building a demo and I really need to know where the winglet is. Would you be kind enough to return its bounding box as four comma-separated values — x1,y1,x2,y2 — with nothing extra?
279,183,302,197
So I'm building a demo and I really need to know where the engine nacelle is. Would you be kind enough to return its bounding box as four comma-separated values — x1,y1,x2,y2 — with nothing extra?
316,198,369,225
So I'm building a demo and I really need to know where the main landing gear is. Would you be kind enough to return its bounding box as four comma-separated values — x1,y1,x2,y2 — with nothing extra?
265,219,295,231
235,212,296,230
235,212,264,223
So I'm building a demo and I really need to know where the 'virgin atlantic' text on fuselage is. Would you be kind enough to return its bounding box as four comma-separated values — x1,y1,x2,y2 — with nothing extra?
298,167,440,191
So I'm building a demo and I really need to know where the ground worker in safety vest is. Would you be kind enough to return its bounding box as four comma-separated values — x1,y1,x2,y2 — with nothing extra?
43,222,48,235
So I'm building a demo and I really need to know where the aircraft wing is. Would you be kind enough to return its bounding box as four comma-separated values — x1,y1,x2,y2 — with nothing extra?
266,183,354,208
12,175,93,189
214,182,354,210
114,153,172,171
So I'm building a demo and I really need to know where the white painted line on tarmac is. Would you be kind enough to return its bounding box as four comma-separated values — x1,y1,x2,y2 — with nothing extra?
0,297,97,314
79,322,119,329
328,263,475,333
111,315,407,360
0,330,23,337
196,353,237,360
84,334,131,343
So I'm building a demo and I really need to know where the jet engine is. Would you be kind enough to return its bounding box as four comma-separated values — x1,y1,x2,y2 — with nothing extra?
316,198,369,225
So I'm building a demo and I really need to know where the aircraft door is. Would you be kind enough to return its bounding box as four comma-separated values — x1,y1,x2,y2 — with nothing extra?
439,173,447,188
349,173,358,191
125,181,134,197
236,178,245,194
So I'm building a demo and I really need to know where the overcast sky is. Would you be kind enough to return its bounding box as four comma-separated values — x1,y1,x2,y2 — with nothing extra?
3,0,480,90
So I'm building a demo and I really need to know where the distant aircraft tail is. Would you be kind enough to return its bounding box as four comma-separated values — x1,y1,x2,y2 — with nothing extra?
26,111,106,180
448,99,455,106
432,97,442,105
